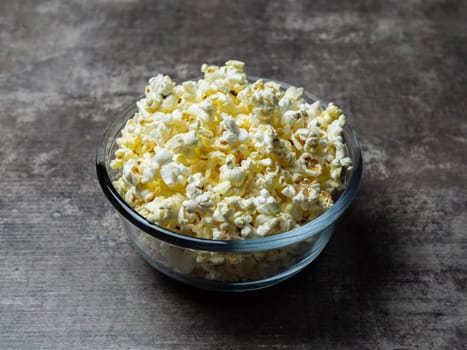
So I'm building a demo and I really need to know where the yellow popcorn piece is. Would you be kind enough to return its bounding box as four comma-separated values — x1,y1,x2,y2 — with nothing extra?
111,61,352,240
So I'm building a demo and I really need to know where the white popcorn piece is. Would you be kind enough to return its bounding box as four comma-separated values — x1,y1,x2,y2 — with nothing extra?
165,130,200,160
160,162,190,188
215,113,249,148
153,147,173,165
219,155,247,187
142,194,184,226
306,100,322,118
280,109,307,137
122,158,140,186
187,100,215,126
298,153,322,177
281,184,296,198
141,162,158,184
278,86,304,113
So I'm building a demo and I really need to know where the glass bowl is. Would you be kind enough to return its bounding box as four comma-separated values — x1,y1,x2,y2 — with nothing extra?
96,78,362,292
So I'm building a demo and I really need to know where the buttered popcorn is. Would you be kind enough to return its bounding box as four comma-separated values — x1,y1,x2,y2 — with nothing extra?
111,60,352,240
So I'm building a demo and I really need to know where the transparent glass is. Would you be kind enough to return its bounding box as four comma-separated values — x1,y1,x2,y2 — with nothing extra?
96,78,362,291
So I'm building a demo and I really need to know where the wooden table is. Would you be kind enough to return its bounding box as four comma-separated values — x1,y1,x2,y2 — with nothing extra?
1,0,466,348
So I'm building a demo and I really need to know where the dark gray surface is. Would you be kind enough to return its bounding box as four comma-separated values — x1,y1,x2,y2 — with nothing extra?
1,0,466,349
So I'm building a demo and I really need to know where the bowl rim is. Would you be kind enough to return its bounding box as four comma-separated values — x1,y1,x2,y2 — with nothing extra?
96,77,362,252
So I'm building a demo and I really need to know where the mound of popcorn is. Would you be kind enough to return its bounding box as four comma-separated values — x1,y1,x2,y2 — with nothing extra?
111,60,352,243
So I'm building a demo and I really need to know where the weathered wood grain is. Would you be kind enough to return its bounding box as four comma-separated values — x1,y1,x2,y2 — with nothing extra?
0,0,466,349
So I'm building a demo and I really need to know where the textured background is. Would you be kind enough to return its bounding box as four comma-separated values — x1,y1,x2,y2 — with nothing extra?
1,0,466,349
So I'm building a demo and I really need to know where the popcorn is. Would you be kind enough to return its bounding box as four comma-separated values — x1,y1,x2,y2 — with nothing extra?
219,155,247,187
160,162,190,188
187,100,215,126
122,158,140,186
153,147,173,165
215,114,249,148
140,194,184,227
298,153,322,177
111,60,352,242
165,130,200,162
